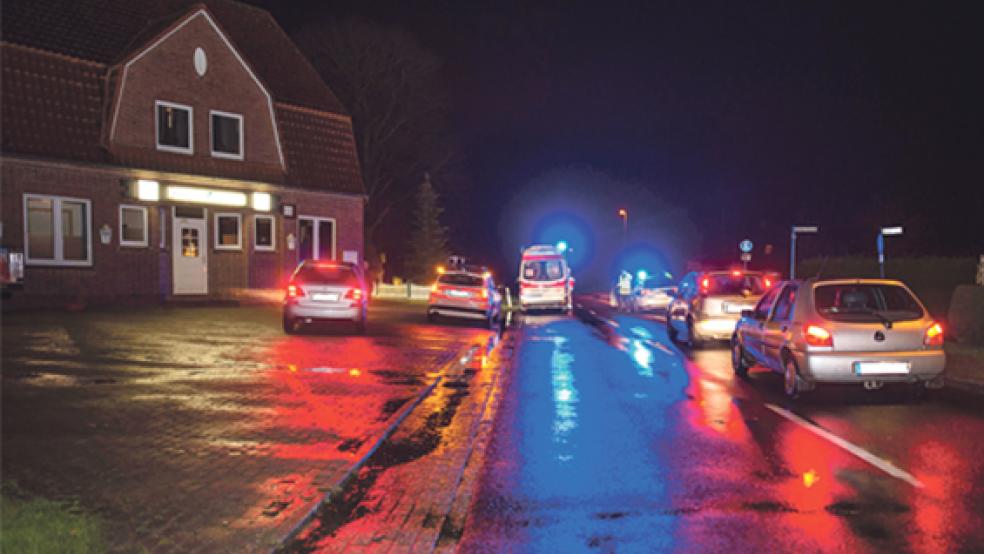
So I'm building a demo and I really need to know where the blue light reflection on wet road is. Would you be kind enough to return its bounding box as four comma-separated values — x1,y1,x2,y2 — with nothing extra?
464,315,691,552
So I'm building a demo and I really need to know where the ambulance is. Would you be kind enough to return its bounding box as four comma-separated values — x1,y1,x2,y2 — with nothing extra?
518,244,573,313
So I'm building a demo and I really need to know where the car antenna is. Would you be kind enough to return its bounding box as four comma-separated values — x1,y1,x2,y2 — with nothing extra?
814,255,831,280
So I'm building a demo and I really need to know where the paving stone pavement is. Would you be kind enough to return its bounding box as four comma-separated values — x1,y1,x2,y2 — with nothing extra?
1,303,494,553
281,328,517,554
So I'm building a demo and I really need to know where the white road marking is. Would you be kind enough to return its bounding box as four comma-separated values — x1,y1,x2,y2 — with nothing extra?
765,403,924,488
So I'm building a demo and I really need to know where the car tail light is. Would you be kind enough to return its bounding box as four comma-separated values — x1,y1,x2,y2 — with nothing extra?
804,325,833,347
345,288,364,301
763,277,773,289
699,277,711,295
286,283,303,298
481,288,488,299
924,322,944,347
731,270,742,277
431,283,439,293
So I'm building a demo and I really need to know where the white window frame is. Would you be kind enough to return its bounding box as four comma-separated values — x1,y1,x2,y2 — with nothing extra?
22,193,93,267
213,212,242,251
155,100,194,154
119,204,149,247
297,216,336,261
209,110,244,160
253,215,276,251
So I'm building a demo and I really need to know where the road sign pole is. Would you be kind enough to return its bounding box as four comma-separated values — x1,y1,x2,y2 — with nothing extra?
790,229,797,280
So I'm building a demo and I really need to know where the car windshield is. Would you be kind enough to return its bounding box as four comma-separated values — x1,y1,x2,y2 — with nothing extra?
704,273,766,295
522,259,564,281
439,273,484,287
814,283,925,322
295,264,358,284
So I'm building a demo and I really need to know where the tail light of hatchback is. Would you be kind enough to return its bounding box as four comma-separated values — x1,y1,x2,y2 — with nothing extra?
804,325,833,347
924,322,944,347
286,283,304,299
345,288,364,301
481,288,488,299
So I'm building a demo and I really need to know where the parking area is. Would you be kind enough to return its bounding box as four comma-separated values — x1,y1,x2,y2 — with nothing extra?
1,302,495,553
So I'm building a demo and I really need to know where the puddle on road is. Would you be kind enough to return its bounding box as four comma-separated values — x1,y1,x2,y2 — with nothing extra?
5,372,119,387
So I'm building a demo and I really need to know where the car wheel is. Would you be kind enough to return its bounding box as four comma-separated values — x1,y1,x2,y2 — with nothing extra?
731,339,750,378
355,308,367,334
666,319,678,343
283,315,297,335
783,356,802,398
687,319,702,349
909,383,929,403
427,311,437,323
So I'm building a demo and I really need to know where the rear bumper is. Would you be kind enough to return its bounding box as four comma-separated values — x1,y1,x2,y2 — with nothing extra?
284,303,361,321
428,303,489,320
796,349,946,383
694,317,740,340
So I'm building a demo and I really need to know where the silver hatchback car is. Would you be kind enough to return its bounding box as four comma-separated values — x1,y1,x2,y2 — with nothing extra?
732,278,945,397
283,261,368,334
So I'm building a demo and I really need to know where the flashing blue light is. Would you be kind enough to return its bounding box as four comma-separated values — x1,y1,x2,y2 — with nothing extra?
637,270,648,281
556,241,568,253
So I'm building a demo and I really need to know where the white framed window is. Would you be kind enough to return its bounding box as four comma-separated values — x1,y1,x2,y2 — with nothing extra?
23,194,92,266
214,213,242,250
210,110,244,160
155,100,193,154
297,216,336,262
254,215,275,251
119,204,149,247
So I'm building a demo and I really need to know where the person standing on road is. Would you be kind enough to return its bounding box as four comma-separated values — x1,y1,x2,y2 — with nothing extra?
617,270,633,311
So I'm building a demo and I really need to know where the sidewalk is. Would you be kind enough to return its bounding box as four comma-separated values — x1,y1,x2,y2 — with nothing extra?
281,325,517,553
1,304,490,553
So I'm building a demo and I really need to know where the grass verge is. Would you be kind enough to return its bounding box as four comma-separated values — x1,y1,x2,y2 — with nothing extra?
1,484,104,554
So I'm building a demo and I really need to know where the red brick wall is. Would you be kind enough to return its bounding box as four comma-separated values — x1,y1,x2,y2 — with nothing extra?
1,159,365,308
1,160,162,308
110,11,282,171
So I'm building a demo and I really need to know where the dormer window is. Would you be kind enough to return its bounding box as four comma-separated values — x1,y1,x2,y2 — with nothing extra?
211,111,243,160
156,100,193,154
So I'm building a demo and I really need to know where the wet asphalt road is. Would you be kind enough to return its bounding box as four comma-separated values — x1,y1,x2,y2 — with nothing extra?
459,297,984,553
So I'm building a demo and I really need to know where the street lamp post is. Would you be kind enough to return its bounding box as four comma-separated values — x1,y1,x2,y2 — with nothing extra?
878,226,903,278
790,225,819,279
618,208,628,243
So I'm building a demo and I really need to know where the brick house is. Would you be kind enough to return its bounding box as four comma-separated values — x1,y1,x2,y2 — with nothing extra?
0,0,365,307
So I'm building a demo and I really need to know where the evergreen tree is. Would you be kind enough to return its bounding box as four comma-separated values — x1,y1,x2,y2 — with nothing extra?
407,173,450,281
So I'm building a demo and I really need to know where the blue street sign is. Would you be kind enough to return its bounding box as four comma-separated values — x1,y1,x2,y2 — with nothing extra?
740,239,753,253
876,233,884,256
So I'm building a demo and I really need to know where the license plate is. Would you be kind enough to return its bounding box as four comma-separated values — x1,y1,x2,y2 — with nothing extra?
853,361,910,375
723,303,746,314
312,293,340,302
447,290,471,298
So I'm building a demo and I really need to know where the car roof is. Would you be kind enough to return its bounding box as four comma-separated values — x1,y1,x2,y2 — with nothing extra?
802,278,907,287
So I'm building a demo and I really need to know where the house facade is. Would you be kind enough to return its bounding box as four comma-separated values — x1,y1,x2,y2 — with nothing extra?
1,0,365,307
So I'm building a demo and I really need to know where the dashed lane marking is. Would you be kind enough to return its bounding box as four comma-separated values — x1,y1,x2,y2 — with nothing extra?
765,403,924,488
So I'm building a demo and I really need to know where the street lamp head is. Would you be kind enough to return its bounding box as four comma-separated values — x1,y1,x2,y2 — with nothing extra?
881,226,904,236
556,241,568,253
618,208,627,218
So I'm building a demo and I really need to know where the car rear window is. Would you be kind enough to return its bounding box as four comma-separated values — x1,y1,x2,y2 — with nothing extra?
295,264,358,284
814,283,924,322
703,273,767,295
522,260,564,281
439,273,483,287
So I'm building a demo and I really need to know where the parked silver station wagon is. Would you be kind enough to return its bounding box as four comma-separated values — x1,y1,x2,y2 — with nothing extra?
731,278,946,397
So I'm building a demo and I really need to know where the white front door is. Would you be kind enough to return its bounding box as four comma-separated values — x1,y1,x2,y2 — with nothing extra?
172,208,208,295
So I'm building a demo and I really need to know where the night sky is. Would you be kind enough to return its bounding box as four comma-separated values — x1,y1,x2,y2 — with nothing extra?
252,0,983,271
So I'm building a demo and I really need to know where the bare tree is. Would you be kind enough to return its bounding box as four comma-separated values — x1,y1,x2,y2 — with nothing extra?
294,18,456,254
